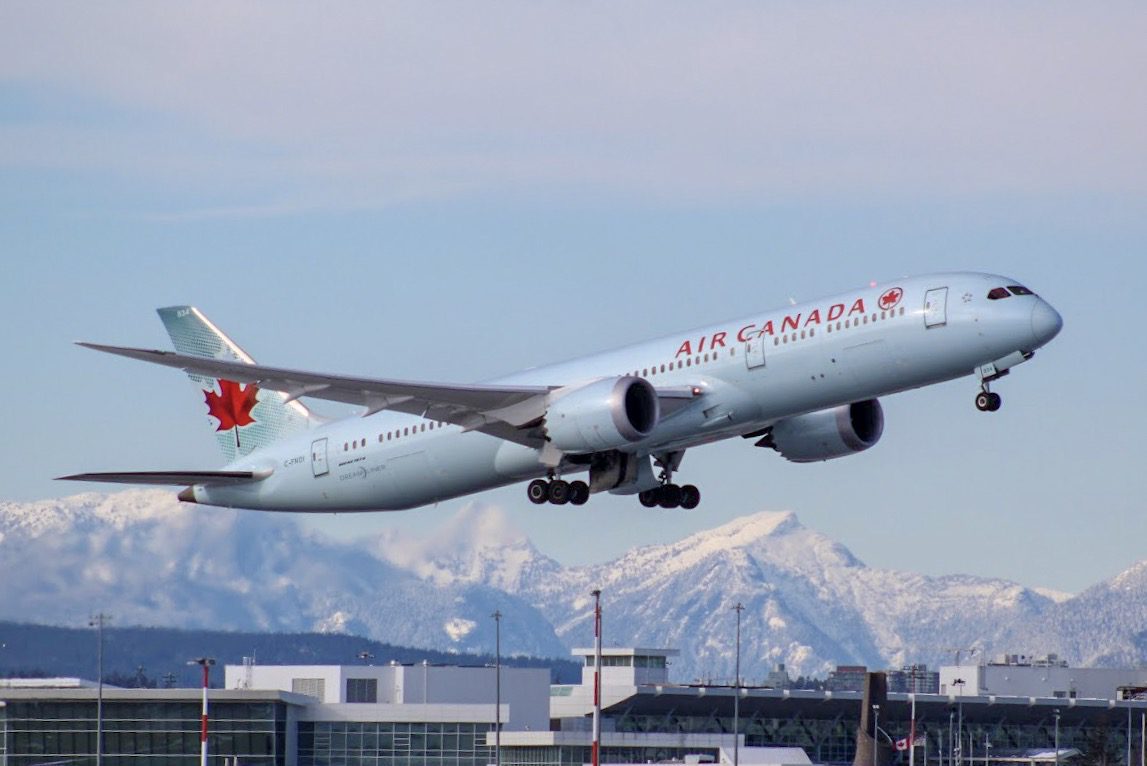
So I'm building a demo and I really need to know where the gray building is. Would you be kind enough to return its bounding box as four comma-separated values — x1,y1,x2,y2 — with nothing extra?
5,652,1147,766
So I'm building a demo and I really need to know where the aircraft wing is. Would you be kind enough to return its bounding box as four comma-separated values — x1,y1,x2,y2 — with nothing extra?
79,343,700,448
57,470,267,486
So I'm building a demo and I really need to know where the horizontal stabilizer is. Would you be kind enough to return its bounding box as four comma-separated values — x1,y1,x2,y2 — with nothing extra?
57,470,269,487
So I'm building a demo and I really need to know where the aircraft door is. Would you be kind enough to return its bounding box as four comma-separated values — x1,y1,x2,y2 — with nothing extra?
745,336,766,369
311,438,329,477
924,287,948,328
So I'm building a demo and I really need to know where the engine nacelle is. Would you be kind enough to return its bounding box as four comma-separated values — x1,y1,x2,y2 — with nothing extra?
768,399,884,463
545,377,659,454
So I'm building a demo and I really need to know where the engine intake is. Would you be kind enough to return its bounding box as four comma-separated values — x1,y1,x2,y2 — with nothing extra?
545,377,659,454
768,399,884,462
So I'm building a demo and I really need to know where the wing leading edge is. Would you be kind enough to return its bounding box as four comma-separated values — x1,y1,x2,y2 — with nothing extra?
57,470,268,486
78,342,554,447
76,342,702,449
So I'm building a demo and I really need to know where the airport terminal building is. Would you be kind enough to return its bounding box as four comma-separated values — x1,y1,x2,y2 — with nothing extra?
2,649,1146,766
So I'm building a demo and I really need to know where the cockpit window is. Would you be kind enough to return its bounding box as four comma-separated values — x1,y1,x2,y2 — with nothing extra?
987,287,1011,300
1008,285,1035,296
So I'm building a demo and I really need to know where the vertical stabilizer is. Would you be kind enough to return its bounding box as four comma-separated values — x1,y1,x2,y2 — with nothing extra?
158,306,314,462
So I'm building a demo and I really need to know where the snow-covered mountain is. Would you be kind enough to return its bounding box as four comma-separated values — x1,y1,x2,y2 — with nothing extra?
377,509,1077,679
0,491,566,658
2,490,1143,681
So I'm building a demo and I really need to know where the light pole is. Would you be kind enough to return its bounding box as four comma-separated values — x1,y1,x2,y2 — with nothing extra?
732,602,744,766
1053,709,1060,766
949,709,955,766
89,613,110,766
953,678,965,766
873,704,880,766
492,610,502,766
188,657,215,766
591,589,602,766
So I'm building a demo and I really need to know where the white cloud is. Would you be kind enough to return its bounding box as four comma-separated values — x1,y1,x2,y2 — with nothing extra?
1,2,1144,206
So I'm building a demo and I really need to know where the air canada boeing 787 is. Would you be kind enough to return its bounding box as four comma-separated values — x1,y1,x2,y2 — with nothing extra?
62,272,1062,511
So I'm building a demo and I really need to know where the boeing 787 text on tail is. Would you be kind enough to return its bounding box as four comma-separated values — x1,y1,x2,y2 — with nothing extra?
62,272,1062,511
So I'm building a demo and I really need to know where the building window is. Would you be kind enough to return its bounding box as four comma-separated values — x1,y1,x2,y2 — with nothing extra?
292,677,326,700
346,677,378,703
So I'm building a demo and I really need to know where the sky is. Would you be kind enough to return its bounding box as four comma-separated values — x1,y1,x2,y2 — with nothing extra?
2,2,1144,595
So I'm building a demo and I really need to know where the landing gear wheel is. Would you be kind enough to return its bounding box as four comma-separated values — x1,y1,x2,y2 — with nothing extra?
548,480,571,505
658,484,682,509
569,481,590,506
527,479,549,505
679,484,701,510
975,391,992,412
988,392,1002,411
639,489,660,508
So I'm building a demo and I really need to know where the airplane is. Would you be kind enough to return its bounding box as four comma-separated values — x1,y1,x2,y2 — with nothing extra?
60,272,1062,512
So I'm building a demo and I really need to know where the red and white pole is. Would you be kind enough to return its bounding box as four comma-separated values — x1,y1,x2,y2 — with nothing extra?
592,589,602,766
200,663,209,766
909,694,917,766
188,657,215,766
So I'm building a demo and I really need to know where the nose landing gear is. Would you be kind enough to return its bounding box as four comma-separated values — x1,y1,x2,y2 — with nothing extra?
975,390,1002,412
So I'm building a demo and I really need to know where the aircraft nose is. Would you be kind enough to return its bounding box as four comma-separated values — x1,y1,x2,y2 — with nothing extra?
1030,300,1063,347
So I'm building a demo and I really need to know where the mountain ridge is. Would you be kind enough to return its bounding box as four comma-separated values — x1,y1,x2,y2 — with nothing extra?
1,490,1142,680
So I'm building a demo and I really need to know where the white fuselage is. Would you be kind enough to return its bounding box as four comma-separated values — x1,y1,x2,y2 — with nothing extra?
190,271,1061,511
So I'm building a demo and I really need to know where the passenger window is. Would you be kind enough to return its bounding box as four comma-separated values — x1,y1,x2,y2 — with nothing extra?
783,335,788,344
987,287,1010,300
774,337,780,346
378,434,383,443
343,443,349,451
810,328,815,337
800,330,806,339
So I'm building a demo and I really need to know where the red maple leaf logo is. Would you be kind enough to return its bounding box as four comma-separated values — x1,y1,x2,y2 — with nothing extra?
204,379,258,435
879,287,903,310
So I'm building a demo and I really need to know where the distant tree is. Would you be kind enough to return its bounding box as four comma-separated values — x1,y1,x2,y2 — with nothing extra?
790,675,827,691
2,668,51,678
103,668,157,688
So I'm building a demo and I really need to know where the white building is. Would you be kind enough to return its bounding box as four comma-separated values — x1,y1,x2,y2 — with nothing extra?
549,647,678,723
226,660,550,732
939,655,1147,700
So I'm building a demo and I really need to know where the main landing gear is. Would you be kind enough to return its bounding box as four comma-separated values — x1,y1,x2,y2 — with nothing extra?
639,451,700,509
638,483,700,510
527,478,589,506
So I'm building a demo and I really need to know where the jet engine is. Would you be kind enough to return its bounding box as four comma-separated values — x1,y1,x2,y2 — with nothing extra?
545,376,659,453
765,399,884,462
